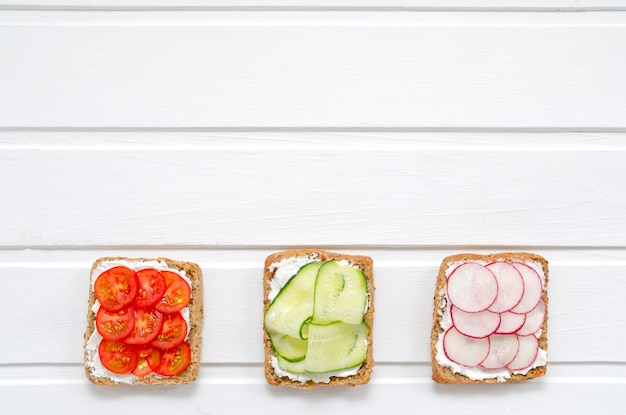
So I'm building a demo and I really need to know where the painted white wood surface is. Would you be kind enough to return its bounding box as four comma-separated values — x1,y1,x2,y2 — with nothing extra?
2,247,626,364
2,0,626,11
2,11,626,128
2,132,626,247
2,7,626,415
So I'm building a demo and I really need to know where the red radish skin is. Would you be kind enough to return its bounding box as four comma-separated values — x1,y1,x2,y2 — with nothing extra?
510,262,543,314
479,334,520,370
443,327,490,367
485,262,525,313
447,263,498,313
516,299,546,336
450,306,501,339
495,312,526,334
507,335,539,371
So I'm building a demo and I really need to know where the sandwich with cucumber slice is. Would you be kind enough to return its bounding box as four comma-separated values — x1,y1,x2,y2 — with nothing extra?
263,249,374,388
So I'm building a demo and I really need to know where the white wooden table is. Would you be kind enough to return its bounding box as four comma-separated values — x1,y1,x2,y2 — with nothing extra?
1,2,625,414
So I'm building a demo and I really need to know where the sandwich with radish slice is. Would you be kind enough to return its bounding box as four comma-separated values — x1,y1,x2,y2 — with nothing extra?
431,253,548,384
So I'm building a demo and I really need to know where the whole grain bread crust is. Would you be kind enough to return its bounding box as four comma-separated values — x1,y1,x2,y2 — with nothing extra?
264,249,374,389
84,257,203,386
431,252,548,384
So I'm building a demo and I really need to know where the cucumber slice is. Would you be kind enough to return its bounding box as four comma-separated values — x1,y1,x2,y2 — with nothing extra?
277,355,307,373
304,322,368,373
264,261,323,340
267,331,308,362
312,261,367,325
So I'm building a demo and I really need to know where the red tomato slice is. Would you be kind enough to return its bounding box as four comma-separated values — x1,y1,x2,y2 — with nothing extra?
151,312,188,350
98,340,137,374
124,308,164,345
132,346,162,378
94,266,139,312
134,269,166,309
155,271,191,314
154,342,192,377
95,306,135,341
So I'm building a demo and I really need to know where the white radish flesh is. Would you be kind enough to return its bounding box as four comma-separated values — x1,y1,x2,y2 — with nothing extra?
485,262,525,313
479,334,520,370
507,335,539,371
447,263,498,313
450,306,501,339
516,299,546,336
443,327,490,367
510,262,543,314
495,312,526,334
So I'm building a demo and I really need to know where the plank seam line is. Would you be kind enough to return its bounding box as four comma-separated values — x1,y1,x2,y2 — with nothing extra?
4,127,626,133
1,6,626,12
2,245,626,250
2,377,626,386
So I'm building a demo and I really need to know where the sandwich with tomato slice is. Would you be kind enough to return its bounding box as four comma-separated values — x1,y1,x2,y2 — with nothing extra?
84,257,203,385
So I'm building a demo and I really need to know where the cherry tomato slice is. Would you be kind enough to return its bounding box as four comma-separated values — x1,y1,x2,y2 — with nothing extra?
124,308,164,345
151,312,188,350
98,340,137,374
154,342,192,377
132,346,162,378
95,306,135,341
94,266,139,312
155,271,191,314
134,269,166,309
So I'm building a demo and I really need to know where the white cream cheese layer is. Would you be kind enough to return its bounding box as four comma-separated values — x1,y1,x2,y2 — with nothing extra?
435,260,547,382
268,255,319,301
86,259,192,384
267,255,366,383
270,355,362,383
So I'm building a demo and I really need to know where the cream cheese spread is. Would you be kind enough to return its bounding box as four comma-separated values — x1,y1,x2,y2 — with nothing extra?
268,255,319,302
86,259,192,384
267,255,366,383
270,355,362,383
435,260,547,382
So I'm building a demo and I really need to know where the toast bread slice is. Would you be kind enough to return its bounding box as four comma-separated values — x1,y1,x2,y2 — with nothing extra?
431,252,548,384
84,257,203,386
264,249,374,389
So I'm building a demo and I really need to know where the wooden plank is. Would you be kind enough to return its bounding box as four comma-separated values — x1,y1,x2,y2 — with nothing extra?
0,364,625,415
2,11,626,128
1,140,626,246
1,248,624,364
2,0,625,11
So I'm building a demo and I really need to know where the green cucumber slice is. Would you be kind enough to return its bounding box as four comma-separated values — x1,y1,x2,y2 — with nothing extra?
264,261,323,340
277,355,307,373
304,322,368,373
267,331,308,362
312,261,367,325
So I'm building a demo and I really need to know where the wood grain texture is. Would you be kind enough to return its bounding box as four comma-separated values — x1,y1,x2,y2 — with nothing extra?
2,11,626,128
1,134,626,247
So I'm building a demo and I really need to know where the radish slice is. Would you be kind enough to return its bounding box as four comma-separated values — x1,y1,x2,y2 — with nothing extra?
509,262,543,314
443,327,490,367
516,299,546,336
495,312,526,334
507,335,539,371
450,306,501,339
447,263,498,313
479,334,520,370
485,262,525,313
